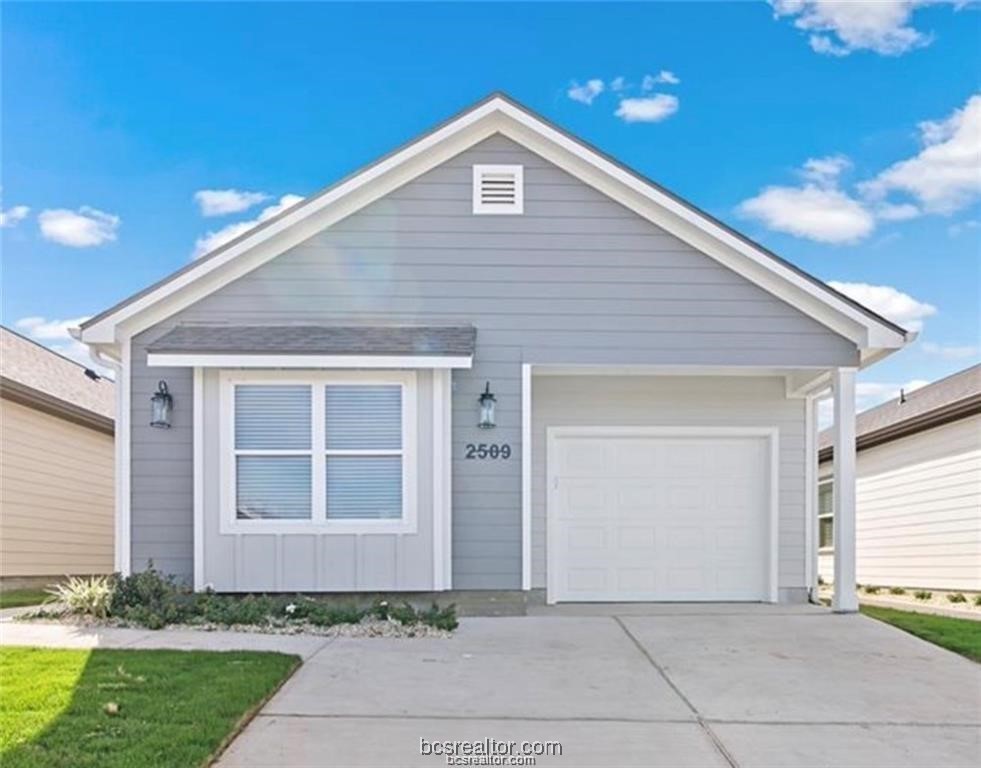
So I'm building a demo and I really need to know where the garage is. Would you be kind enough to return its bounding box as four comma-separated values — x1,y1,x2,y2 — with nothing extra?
546,427,778,603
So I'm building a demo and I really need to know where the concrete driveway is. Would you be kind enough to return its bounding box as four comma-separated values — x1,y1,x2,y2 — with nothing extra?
216,604,981,767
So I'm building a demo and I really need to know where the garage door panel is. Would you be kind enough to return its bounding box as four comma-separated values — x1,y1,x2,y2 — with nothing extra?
549,430,773,602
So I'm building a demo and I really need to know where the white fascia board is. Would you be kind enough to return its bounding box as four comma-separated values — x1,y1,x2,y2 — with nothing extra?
81,96,905,353
146,353,473,369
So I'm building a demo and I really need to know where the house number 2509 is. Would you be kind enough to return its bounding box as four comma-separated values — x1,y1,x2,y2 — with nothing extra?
465,443,512,460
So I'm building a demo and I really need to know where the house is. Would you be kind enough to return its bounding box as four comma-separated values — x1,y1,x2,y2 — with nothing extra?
0,326,115,587
818,364,981,592
74,93,909,609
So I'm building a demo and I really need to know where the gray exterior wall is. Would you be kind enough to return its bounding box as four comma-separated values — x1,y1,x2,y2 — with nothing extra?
129,134,858,589
532,375,808,596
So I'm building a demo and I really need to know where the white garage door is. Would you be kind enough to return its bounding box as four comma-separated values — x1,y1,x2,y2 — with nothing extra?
547,428,775,603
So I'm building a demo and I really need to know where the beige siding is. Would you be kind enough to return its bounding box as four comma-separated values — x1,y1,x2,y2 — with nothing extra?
0,399,114,576
819,414,981,591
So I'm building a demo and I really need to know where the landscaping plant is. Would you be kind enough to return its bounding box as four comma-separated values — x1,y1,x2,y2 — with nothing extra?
889,587,906,595
947,592,967,604
914,590,932,601
45,575,114,619
33,566,459,633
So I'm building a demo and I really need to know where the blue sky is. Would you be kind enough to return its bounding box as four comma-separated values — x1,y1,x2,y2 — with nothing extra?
2,2,979,413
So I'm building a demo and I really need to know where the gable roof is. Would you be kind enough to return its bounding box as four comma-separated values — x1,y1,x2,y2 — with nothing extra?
819,363,981,460
1,325,114,432
77,92,908,362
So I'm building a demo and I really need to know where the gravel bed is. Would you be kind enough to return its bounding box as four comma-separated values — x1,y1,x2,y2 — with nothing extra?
14,610,452,638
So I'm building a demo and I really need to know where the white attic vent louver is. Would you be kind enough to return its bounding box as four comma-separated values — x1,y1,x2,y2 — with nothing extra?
473,164,524,214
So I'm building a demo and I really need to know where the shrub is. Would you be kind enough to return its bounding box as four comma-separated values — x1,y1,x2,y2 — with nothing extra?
974,595,981,607
110,565,191,627
889,587,906,595
418,602,459,631
388,602,419,625
46,575,114,618
947,592,967,604
817,575,825,587
864,585,880,595
914,590,932,601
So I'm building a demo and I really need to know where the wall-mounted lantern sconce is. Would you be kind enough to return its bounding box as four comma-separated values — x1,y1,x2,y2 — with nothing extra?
150,380,173,429
477,381,496,429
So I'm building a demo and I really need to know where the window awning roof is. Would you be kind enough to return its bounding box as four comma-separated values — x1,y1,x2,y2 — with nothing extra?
146,324,476,369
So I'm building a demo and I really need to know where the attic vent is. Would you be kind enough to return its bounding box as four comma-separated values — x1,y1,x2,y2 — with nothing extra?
472,164,524,214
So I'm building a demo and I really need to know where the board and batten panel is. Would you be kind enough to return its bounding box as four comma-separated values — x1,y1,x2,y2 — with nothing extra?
196,368,435,592
129,134,857,589
532,376,807,597
0,399,114,576
819,414,981,591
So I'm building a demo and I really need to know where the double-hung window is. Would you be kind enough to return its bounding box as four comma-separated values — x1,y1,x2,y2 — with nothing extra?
221,371,416,534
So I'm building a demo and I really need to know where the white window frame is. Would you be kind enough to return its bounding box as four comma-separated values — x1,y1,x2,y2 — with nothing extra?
818,478,834,553
219,369,417,535
472,164,524,215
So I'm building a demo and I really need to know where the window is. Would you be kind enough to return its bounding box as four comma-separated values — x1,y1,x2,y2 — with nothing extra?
818,480,834,551
221,371,416,533
472,164,524,214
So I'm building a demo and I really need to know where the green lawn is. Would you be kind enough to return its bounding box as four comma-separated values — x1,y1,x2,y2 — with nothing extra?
862,605,981,663
0,647,299,768
0,590,50,609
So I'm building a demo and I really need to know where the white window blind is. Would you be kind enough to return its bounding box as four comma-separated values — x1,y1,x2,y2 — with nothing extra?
227,379,409,528
234,385,312,520
325,385,402,520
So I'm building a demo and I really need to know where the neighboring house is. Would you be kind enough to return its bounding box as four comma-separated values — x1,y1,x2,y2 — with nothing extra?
75,93,909,607
0,326,115,586
818,364,981,592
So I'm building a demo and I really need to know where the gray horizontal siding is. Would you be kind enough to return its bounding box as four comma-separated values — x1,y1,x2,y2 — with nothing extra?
130,134,856,588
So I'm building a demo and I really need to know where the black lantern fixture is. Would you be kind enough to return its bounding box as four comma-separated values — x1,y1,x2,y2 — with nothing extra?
477,381,496,429
150,380,173,429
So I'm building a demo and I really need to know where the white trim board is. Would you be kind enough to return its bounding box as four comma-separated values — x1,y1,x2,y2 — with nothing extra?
431,368,453,590
79,95,906,360
192,367,204,591
147,353,472,370
521,364,533,591
545,425,780,604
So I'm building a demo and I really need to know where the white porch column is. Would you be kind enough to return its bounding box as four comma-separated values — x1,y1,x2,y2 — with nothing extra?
832,367,858,613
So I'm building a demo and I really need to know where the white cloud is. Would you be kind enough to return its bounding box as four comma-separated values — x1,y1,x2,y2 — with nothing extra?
818,377,930,427
194,188,270,217
771,0,949,57
610,76,626,92
948,218,979,237
193,193,303,259
737,183,874,244
874,202,920,221
0,205,30,228
861,94,981,214
14,315,113,377
614,94,679,123
801,154,851,185
38,206,119,247
921,341,979,360
828,281,937,331
567,79,605,105
642,71,680,90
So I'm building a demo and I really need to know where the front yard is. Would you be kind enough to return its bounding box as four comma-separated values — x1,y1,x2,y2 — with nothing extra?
0,589,49,609
861,605,981,663
0,646,298,768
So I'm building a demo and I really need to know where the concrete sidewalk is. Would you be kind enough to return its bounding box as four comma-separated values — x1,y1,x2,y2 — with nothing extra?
0,620,331,660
